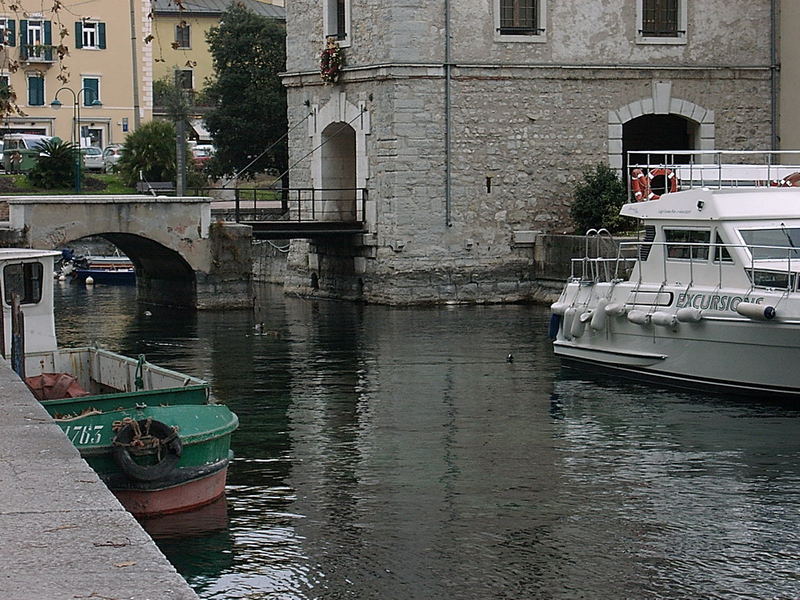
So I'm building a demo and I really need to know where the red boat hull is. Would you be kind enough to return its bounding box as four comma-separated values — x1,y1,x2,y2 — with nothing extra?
111,466,228,517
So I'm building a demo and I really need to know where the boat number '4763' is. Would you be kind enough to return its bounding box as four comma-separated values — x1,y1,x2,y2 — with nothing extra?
63,424,104,445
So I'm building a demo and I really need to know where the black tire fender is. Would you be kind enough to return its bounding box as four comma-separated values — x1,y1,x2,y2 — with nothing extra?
112,419,182,482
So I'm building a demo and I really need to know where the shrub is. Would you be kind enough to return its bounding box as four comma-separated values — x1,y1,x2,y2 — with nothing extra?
26,139,81,189
116,120,177,187
570,164,633,234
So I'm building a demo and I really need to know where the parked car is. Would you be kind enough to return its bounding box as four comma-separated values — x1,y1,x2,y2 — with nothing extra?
191,144,214,166
102,144,123,172
81,146,104,172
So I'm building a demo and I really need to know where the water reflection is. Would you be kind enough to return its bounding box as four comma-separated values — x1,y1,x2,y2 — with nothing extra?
54,282,800,600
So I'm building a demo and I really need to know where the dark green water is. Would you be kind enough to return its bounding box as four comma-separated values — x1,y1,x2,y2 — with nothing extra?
54,282,800,599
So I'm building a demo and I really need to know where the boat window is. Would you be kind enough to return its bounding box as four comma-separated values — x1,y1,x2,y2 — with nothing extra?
713,232,733,263
664,229,710,260
3,261,44,305
739,227,800,260
748,270,793,291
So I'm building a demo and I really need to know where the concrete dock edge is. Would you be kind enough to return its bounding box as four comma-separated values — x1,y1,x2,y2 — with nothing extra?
0,361,199,600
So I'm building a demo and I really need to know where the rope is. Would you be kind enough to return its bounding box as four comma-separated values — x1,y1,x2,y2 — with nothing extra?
266,107,367,188
134,355,145,391
222,111,314,188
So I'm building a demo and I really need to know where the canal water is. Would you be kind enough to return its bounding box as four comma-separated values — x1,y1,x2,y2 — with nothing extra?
54,282,800,599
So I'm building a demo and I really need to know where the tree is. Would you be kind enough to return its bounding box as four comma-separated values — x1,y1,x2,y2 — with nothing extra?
116,120,177,187
203,4,287,181
570,164,633,234
27,138,80,189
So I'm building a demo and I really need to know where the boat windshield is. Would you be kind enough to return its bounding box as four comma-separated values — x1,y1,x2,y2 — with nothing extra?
739,227,800,260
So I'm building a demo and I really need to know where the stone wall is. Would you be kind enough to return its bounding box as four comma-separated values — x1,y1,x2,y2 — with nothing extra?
282,0,774,305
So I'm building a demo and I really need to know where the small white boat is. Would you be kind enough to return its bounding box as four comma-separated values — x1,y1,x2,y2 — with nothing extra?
551,151,800,398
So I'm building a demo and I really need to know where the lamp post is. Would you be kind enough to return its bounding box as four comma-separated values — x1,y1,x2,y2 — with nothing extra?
50,87,102,193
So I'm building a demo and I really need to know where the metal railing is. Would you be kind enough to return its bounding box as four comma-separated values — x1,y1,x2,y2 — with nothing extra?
185,187,369,224
626,150,800,200
571,239,800,295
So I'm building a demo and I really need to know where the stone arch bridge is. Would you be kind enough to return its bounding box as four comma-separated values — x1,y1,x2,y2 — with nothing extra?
5,195,253,309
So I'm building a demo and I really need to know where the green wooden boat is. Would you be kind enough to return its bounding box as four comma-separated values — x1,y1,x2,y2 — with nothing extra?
1,249,239,517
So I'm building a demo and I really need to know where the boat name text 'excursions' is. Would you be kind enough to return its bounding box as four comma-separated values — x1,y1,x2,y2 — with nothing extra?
675,293,764,312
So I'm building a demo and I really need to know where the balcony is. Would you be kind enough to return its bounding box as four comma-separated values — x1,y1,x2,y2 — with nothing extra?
20,44,54,64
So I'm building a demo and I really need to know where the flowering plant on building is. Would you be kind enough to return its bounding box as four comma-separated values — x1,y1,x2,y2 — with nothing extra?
320,37,344,84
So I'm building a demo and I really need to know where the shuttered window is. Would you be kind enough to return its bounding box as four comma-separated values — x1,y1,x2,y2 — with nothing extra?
641,0,679,37
82,77,99,106
27,75,44,106
499,0,539,35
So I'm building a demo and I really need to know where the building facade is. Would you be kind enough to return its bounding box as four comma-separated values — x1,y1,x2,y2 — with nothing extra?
0,0,153,147
151,0,285,139
283,0,775,304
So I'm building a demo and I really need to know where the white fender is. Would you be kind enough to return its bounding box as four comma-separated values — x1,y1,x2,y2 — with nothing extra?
563,307,577,340
676,307,703,323
736,302,777,320
605,303,627,317
651,311,677,327
579,310,593,323
591,299,608,330
627,310,650,325
570,312,587,337
551,301,568,316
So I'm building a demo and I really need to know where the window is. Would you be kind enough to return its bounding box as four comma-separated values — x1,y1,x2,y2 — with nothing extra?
175,69,193,90
75,21,105,49
713,232,733,263
637,0,686,44
664,229,710,261
3,262,44,305
82,77,99,106
739,228,800,260
494,0,546,42
175,21,190,48
750,271,793,291
0,18,15,46
324,0,351,46
27,74,44,106
20,19,52,59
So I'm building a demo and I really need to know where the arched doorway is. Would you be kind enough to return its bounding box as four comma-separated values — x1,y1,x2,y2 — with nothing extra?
623,114,698,195
321,122,356,221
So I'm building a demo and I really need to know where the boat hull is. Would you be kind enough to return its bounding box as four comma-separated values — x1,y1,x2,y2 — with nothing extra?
111,463,229,517
552,281,800,398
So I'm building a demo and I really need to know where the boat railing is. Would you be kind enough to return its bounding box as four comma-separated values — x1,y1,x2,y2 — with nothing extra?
626,150,800,200
613,239,800,293
569,228,639,283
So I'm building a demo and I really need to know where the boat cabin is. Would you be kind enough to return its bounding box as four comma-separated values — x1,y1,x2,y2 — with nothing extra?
0,248,60,357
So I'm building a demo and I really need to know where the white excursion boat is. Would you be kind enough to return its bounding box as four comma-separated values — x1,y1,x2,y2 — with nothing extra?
551,151,800,398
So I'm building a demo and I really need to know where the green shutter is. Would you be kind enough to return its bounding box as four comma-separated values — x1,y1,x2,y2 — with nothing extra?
19,19,27,59
6,20,15,47
98,22,105,49
83,78,98,106
43,20,52,61
28,76,43,105
75,22,82,49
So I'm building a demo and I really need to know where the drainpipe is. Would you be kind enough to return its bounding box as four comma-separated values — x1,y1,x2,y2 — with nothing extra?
444,0,452,227
129,0,141,129
770,0,779,150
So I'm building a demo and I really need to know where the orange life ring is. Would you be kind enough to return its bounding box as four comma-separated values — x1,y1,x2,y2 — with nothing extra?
770,171,800,187
630,168,650,201
645,168,678,200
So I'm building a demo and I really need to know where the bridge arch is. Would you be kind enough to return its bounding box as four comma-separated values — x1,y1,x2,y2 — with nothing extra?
7,195,253,309
71,233,197,307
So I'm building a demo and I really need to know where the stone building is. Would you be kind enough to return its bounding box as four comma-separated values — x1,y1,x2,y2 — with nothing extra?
281,0,776,304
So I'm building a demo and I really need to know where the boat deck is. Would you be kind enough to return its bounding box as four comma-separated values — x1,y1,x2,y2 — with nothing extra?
0,360,198,599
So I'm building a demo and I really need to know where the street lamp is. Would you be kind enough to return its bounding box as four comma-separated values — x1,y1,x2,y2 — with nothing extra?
51,87,102,193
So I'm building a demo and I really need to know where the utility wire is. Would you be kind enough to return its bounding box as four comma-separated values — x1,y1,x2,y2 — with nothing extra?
222,110,313,188
267,107,366,188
